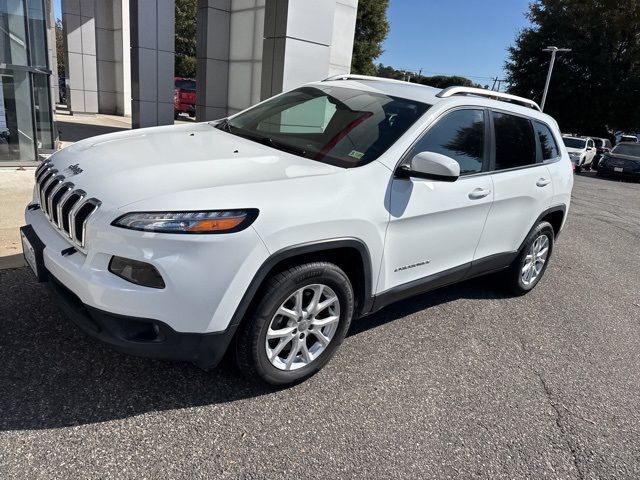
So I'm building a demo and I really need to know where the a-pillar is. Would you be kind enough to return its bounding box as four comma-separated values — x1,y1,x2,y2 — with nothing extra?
130,0,175,129
62,0,99,113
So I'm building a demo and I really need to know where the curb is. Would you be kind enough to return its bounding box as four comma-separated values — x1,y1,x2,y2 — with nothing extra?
0,254,26,270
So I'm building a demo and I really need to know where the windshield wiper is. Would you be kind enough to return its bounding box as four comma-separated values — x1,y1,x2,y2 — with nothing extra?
215,121,308,157
215,118,232,132
259,136,308,157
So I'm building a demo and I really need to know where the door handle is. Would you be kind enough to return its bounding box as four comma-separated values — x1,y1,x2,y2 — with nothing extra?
468,188,491,200
536,178,551,187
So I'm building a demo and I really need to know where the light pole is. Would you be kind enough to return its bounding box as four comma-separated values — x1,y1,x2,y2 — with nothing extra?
541,46,571,111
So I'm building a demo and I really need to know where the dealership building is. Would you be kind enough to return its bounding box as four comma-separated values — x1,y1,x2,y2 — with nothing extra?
0,0,358,165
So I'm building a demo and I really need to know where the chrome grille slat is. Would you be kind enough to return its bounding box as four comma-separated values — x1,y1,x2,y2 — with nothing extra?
68,190,86,242
50,182,74,226
38,171,59,216
42,175,65,217
55,186,75,228
33,165,100,250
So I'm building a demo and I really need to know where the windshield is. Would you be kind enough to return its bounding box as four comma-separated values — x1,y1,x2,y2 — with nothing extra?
221,86,430,167
175,79,196,91
563,137,586,149
612,143,640,157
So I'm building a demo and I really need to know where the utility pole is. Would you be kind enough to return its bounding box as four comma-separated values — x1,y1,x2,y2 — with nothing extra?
541,46,571,111
491,78,506,92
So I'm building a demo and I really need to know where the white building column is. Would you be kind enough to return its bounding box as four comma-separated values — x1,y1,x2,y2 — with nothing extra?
227,0,264,115
62,0,99,113
261,0,357,100
95,0,130,115
130,0,175,128
195,0,231,121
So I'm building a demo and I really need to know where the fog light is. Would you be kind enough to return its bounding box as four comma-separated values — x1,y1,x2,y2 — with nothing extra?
108,256,165,289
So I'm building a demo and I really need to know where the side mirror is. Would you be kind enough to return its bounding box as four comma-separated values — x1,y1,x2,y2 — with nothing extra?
396,151,460,182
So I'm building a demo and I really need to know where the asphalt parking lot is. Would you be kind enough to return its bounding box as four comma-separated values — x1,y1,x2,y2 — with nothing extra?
1,173,639,479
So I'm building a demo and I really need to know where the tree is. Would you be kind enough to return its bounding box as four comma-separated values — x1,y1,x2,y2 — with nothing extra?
55,19,65,78
506,0,640,135
175,0,197,78
374,63,481,89
351,0,390,75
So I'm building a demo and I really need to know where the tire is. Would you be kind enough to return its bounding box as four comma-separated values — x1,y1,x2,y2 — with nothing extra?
504,221,554,296
174,111,180,120
575,163,582,173
236,262,354,386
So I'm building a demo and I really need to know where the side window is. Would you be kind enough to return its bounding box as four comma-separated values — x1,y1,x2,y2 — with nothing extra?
493,112,537,170
587,139,594,148
534,121,560,161
407,109,485,175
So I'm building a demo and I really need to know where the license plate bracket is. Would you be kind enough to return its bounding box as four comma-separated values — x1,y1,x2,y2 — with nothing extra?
20,225,47,282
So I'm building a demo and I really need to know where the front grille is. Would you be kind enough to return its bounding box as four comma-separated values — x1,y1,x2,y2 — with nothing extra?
34,160,101,248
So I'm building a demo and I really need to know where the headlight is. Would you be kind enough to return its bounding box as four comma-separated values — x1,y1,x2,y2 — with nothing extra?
112,209,258,234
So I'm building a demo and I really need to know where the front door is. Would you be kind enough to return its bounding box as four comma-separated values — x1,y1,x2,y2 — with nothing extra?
379,108,493,293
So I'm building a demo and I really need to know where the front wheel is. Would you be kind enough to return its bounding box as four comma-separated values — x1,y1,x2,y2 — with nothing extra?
236,262,354,386
504,221,554,295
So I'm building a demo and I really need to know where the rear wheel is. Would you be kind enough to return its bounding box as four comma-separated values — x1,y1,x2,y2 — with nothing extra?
504,221,554,295
236,262,354,386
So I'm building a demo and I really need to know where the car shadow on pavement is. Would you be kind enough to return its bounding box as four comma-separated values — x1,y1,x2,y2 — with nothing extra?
0,267,506,431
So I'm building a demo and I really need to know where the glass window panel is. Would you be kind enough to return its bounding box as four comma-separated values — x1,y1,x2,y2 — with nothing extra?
27,0,48,69
534,121,559,161
0,69,35,161
32,72,53,150
493,112,536,170
0,0,29,66
407,109,485,175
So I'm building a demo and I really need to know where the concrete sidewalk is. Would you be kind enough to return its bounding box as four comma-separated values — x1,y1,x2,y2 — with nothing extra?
0,167,34,269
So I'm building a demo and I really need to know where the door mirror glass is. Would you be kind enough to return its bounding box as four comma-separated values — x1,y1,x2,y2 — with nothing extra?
399,151,460,181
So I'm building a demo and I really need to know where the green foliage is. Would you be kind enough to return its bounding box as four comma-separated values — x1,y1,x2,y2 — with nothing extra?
175,0,197,78
352,0,390,75
375,63,481,89
55,19,65,77
506,0,640,134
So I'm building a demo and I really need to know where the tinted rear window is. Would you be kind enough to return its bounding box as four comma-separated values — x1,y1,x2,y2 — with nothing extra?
534,122,559,161
493,112,536,170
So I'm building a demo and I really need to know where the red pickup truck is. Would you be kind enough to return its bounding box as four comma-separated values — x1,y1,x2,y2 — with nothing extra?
174,78,196,119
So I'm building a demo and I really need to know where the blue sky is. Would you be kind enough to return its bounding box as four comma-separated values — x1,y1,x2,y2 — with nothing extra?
378,0,532,86
54,0,531,86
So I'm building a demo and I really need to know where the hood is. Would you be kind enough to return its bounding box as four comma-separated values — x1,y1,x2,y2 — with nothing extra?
48,123,341,208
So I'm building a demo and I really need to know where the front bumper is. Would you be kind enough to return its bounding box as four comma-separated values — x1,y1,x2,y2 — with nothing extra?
24,205,270,334
47,273,234,369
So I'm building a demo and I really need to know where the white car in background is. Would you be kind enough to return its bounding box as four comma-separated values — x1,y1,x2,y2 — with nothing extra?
22,77,573,386
562,136,596,172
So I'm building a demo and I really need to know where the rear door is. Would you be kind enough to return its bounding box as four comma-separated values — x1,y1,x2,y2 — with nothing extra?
474,110,554,260
380,108,494,292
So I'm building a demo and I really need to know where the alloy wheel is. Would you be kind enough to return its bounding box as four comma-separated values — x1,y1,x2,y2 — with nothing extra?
265,284,341,371
521,234,549,286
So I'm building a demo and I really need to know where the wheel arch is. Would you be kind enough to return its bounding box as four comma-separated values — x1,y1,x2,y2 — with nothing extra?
229,238,374,331
518,205,566,255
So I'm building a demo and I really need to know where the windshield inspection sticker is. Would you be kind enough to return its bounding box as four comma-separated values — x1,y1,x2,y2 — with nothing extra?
348,150,365,159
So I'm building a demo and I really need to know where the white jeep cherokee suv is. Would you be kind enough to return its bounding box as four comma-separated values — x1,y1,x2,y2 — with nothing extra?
22,76,573,385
